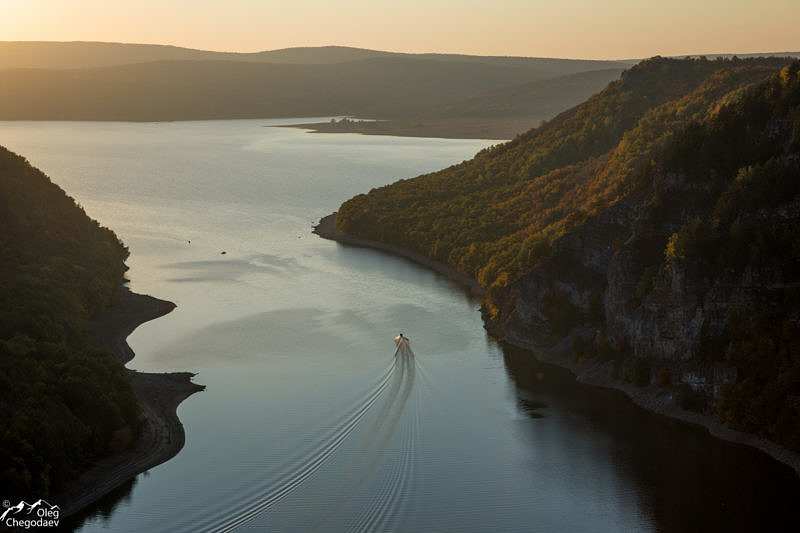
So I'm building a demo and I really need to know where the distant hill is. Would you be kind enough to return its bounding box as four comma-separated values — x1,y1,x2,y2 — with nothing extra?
430,68,626,119
0,41,628,72
292,67,625,139
3,42,794,138
0,41,233,69
0,42,397,69
0,42,630,132
0,55,624,122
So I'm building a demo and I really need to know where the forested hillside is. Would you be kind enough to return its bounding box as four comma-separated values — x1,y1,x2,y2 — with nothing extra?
335,57,800,449
337,57,791,294
0,147,137,498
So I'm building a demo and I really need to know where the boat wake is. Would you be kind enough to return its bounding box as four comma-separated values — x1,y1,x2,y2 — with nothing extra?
311,348,418,532
195,347,419,532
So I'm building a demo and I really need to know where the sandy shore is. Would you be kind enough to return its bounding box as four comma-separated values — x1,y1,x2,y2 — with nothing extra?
315,212,800,478
56,287,204,518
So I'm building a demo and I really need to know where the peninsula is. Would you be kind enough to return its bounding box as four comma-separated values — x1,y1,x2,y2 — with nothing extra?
0,145,203,517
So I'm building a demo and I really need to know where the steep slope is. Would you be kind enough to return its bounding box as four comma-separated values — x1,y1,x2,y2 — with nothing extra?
337,57,791,290
506,60,800,449
0,146,137,498
430,68,625,120
334,56,800,450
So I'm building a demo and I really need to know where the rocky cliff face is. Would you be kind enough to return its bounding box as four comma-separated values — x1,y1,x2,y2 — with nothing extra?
495,153,800,403
498,191,641,347
475,62,800,456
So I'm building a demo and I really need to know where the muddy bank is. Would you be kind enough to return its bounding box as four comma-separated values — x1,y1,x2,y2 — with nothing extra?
57,287,204,518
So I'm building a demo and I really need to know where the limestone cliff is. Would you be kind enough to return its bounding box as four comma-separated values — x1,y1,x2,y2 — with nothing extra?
491,83,800,449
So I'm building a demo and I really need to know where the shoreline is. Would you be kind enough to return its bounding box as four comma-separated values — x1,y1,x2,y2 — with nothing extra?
313,213,484,297
315,212,800,478
282,118,536,141
56,287,204,519
510,329,800,478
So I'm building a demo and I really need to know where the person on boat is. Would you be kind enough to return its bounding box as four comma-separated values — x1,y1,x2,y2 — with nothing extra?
394,333,413,357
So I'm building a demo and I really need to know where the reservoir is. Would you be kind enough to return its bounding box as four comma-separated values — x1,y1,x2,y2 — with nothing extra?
0,120,797,532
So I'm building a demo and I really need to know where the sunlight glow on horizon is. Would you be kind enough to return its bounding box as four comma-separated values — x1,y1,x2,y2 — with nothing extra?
1,0,799,60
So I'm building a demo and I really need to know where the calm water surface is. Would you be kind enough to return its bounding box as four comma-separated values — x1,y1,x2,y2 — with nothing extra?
1,120,797,532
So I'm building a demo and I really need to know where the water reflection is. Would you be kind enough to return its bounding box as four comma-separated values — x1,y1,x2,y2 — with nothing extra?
500,343,800,532
64,477,138,531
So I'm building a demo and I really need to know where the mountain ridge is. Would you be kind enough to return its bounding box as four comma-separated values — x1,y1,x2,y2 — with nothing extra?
0,41,630,70
0,41,633,131
0,54,625,123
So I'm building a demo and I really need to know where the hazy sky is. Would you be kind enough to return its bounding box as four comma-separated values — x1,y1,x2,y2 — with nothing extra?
3,0,799,59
